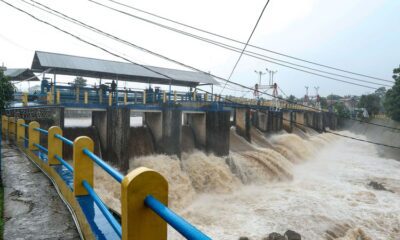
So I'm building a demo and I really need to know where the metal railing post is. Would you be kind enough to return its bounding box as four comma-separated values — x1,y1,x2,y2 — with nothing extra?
121,167,168,240
109,93,112,106
124,92,127,105
174,91,177,102
28,121,40,151
56,90,60,104
76,87,80,103
99,88,103,104
163,91,166,103
48,126,62,165
73,136,94,196
16,119,25,146
143,90,146,104
84,91,88,104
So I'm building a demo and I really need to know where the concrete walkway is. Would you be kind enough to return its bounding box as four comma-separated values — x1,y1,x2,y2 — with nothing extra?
1,142,79,240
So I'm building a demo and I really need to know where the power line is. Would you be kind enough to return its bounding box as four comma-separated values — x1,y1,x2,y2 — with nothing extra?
86,0,390,89
102,0,394,84
23,0,379,95
220,0,271,94
4,0,400,132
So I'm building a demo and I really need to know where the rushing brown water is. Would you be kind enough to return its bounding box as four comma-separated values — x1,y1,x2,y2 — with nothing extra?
62,115,398,240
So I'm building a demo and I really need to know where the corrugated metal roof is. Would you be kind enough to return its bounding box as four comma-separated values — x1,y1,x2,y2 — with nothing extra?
31,51,218,86
4,68,40,81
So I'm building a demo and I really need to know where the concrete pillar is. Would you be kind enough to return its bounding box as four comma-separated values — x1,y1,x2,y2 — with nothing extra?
206,110,230,156
255,110,268,132
235,108,251,142
186,113,206,149
295,112,305,129
267,110,283,132
282,111,295,133
144,112,163,144
159,109,182,156
106,107,130,171
92,111,108,153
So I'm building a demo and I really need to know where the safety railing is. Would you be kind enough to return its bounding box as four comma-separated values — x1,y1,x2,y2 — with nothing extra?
2,115,211,240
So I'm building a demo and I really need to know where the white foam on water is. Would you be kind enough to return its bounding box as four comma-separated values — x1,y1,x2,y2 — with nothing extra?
170,131,400,239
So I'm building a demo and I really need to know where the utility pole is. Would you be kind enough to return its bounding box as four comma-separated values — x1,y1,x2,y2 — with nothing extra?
254,70,266,86
265,68,277,85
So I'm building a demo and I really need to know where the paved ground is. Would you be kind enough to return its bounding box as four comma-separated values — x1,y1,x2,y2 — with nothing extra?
1,142,79,240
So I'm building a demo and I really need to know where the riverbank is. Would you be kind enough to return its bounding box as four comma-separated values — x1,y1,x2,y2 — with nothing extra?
341,118,400,161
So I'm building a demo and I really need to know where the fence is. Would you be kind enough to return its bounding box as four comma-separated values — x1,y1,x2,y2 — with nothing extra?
1,115,211,240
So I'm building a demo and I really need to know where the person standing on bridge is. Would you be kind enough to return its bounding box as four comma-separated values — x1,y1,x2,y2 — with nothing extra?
111,80,117,104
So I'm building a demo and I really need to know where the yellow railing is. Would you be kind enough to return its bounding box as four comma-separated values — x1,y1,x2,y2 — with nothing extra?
1,115,209,240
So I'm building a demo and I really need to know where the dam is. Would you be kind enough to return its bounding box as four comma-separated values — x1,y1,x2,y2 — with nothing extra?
1,51,398,240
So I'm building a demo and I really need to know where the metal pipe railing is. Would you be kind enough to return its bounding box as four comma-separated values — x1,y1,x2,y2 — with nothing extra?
144,195,211,240
82,148,124,183
34,127,48,135
55,154,73,172
55,134,73,146
33,143,48,154
21,123,29,128
82,180,122,238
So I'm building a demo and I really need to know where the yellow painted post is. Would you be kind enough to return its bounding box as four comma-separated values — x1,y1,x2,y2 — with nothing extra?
56,90,60,104
84,91,88,104
99,88,103,104
192,91,196,101
17,119,25,145
163,91,166,103
173,91,177,102
8,117,15,141
48,92,54,104
28,121,40,151
22,93,28,106
121,167,168,240
124,92,128,105
73,136,94,196
109,93,112,106
76,87,80,103
1,116,8,140
205,93,208,102
48,126,62,165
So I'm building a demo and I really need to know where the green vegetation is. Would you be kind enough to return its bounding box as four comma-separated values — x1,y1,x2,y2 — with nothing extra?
384,65,400,121
73,76,87,87
0,69,15,110
333,102,350,119
358,93,381,116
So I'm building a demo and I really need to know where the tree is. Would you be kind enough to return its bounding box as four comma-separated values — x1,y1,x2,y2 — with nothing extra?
384,65,400,121
0,69,15,110
358,94,381,116
286,94,296,102
333,102,350,119
73,76,87,87
320,97,328,109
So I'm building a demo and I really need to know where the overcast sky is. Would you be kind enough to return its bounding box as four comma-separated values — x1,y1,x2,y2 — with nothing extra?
0,0,399,98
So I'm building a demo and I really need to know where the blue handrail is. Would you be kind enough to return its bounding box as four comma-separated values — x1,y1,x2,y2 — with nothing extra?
82,148,123,183
21,123,29,128
82,180,122,238
144,195,211,240
55,154,74,172
34,127,48,135
34,143,48,154
55,134,73,146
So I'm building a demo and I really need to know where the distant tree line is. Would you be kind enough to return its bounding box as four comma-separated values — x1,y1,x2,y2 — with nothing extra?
0,69,15,111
